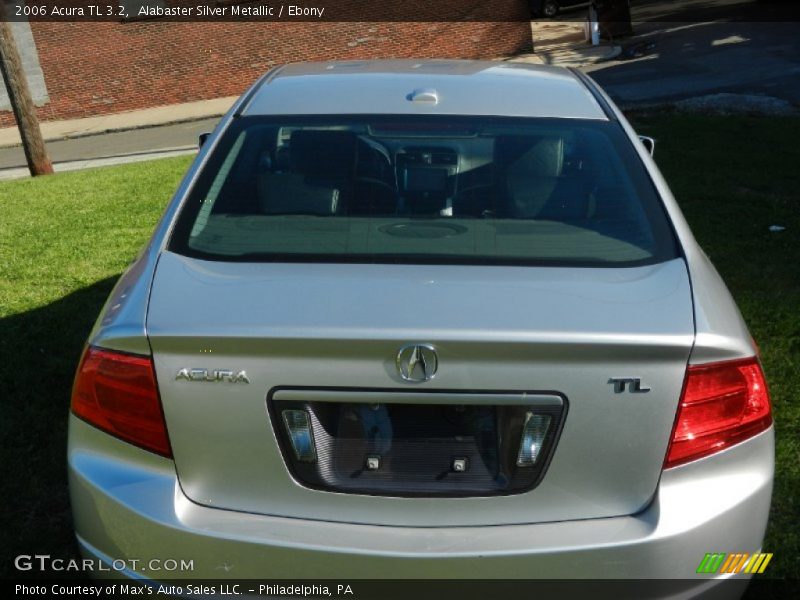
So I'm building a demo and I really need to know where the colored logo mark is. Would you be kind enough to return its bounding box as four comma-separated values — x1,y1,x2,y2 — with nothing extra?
696,552,773,574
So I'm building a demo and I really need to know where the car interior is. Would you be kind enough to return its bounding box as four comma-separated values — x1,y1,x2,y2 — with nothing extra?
211,124,641,224
185,121,661,262
253,128,603,221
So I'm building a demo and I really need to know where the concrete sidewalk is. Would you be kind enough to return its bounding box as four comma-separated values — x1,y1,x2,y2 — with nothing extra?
0,95,237,149
532,19,622,67
511,20,621,68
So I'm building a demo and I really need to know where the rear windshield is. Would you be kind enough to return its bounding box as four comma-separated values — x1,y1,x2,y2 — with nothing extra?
169,116,677,266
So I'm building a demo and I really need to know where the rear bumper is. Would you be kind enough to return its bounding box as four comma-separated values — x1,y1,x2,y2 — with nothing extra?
69,415,773,583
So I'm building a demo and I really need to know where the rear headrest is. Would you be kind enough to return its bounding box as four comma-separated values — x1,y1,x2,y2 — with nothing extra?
289,130,357,177
274,146,291,171
500,137,565,179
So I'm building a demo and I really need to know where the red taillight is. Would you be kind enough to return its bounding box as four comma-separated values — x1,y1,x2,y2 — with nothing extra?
71,346,172,457
665,357,771,468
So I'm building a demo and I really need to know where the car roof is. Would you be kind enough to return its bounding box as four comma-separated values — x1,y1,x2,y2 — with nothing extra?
240,60,608,121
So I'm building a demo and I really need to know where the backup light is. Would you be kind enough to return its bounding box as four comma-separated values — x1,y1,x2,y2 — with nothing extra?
282,409,317,463
516,412,551,467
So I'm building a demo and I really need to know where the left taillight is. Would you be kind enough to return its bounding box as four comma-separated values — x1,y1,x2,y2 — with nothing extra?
71,346,172,457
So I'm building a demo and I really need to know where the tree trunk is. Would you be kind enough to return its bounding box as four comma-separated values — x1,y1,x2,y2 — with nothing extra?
0,9,53,176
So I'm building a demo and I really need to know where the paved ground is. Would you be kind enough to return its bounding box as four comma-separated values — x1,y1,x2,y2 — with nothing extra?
530,1,800,107
585,20,800,108
525,19,622,67
0,118,219,177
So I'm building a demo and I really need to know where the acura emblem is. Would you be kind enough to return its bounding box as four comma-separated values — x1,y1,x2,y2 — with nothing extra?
175,368,250,384
396,344,438,382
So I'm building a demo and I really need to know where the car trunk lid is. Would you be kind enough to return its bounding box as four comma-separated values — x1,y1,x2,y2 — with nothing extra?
147,250,693,526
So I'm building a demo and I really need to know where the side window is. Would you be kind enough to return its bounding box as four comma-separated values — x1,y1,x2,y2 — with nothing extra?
190,131,247,239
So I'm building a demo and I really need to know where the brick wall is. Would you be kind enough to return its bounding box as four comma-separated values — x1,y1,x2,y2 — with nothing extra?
0,17,533,128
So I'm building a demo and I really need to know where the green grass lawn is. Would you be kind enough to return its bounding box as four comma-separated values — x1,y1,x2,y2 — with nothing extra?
633,114,800,580
0,155,194,578
1,115,798,580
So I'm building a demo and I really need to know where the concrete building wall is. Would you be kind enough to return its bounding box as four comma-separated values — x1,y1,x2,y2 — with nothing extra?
0,21,49,111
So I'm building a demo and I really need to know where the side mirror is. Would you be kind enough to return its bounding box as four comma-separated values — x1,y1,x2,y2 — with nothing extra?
198,132,211,148
639,135,655,156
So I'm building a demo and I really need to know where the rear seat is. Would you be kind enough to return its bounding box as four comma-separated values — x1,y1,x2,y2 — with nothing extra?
258,130,357,215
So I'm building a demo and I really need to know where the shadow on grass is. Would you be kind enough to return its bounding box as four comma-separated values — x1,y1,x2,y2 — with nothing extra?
0,276,118,578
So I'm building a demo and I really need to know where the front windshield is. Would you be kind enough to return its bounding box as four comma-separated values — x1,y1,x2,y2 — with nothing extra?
169,115,677,266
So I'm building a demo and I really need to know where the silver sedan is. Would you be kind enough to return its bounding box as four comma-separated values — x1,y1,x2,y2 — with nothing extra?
68,60,773,591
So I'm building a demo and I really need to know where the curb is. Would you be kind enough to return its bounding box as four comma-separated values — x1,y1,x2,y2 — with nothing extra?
0,114,224,150
537,44,622,67
594,45,623,63
0,115,225,150
0,146,197,181
0,96,237,149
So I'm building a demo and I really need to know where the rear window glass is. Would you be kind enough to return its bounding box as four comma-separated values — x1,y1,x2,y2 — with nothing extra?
169,116,677,266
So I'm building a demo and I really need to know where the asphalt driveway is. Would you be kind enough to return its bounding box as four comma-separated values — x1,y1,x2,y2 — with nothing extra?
585,19,800,107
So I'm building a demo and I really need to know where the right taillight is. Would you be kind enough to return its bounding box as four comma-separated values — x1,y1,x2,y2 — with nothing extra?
664,357,771,469
71,346,172,457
